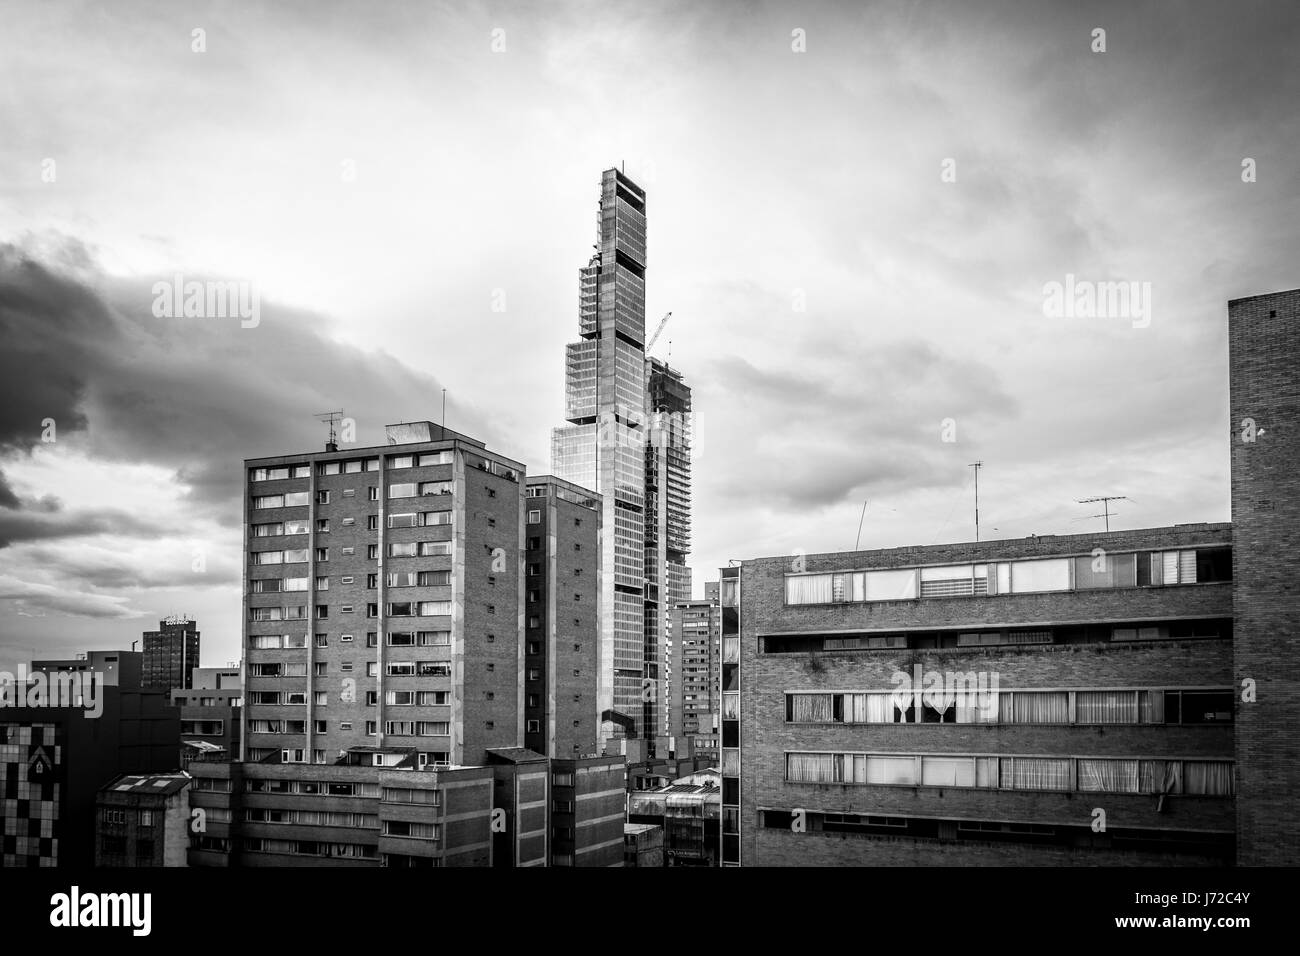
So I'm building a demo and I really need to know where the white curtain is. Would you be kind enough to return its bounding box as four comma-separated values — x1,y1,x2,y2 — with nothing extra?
867,756,916,786
975,757,998,788
1078,759,1140,792
1002,758,1071,791
787,753,835,783
922,757,975,787
722,693,739,720
1077,691,1139,724
864,694,892,723
790,694,832,722
843,693,868,723
956,690,999,723
1008,692,1069,723
786,574,833,605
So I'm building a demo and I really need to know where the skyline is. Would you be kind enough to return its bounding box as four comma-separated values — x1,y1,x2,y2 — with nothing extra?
3,0,1300,671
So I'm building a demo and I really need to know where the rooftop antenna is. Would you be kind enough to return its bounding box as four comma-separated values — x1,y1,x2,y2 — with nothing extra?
1077,495,1128,532
854,501,868,550
441,388,447,441
316,410,344,451
969,462,983,541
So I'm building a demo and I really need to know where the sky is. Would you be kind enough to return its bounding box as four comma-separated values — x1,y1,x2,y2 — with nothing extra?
1,0,1298,670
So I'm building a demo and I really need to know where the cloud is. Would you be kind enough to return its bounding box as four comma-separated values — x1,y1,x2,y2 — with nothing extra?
0,574,138,619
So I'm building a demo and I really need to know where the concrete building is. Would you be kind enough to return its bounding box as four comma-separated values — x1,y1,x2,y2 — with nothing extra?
30,649,141,689
172,667,242,764
242,422,526,767
142,617,200,693
549,754,625,866
95,771,192,867
720,289,1300,867
523,475,601,758
487,747,549,867
186,751,496,867
552,169,696,746
626,768,720,866
624,822,663,867
1,688,180,867
665,597,720,760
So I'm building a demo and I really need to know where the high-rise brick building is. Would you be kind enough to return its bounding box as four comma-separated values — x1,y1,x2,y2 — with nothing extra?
523,475,600,758
1228,288,1300,866
665,597,720,761
242,422,526,767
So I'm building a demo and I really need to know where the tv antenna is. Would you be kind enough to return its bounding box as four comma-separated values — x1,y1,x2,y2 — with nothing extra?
1077,495,1128,532
969,462,983,541
316,410,344,449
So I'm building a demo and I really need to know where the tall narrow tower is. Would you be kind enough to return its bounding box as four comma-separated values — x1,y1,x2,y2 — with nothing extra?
552,168,650,744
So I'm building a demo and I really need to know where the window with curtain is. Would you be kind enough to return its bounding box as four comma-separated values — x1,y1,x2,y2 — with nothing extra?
721,749,740,776
956,690,999,723
920,564,976,598
786,574,833,605
787,753,836,783
1183,761,1234,796
842,693,868,723
723,693,739,721
921,756,975,787
866,755,916,786
789,694,833,722
1073,552,1137,589
1139,690,1165,723
1000,757,1071,791
1005,692,1069,723
1077,691,1140,724
1140,760,1182,794
865,694,893,723
975,757,998,788
1078,758,1141,792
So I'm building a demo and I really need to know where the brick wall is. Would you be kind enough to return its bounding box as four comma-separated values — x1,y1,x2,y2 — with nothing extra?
1229,288,1300,865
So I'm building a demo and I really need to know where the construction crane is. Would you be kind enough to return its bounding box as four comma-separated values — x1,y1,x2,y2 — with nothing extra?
646,311,673,353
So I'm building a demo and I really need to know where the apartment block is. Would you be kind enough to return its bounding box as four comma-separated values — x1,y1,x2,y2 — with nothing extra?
95,771,192,867
1228,287,1300,865
142,617,200,693
242,422,526,768
666,597,720,760
185,754,496,866
523,476,601,758
550,754,625,866
728,525,1236,866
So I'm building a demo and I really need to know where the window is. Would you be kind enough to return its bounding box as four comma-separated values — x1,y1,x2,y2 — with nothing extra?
421,511,452,526
419,541,453,556
388,543,416,558
367,515,379,530
418,570,450,587
420,481,452,496
251,550,283,565
388,455,414,470
315,633,328,647
367,545,379,559
389,483,417,499
315,547,329,561
528,510,541,524
315,692,328,705
417,721,450,736
315,577,329,591
418,631,450,646
417,691,448,705
251,466,290,482
527,719,540,732
252,522,283,537
315,605,329,619
314,720,327,733
316,491,330,505
316,519,330,533
419,451,453,466
418,601,451,616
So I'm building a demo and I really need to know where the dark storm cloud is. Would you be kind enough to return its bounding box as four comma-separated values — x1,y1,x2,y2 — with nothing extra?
0,502,169,549
0,237,495,525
